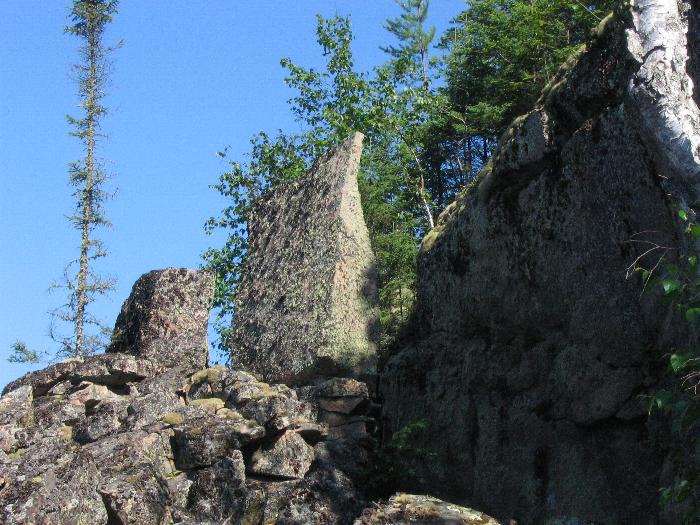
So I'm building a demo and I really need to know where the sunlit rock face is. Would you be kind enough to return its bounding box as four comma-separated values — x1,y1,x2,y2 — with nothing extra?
231,132,379,385
108,267,215,373
381,3,700,524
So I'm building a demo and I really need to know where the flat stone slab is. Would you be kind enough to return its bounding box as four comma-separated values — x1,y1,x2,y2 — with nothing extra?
2,354,161,397
231,133,379,384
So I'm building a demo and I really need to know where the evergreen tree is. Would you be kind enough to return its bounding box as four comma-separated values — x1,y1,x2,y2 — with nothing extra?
51,0,119,359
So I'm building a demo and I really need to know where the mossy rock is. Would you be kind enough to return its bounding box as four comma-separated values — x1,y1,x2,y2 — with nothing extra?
162,412,185,426
189,397,225,413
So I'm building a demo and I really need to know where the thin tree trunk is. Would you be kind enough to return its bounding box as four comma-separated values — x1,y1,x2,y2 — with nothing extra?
75,22,99,357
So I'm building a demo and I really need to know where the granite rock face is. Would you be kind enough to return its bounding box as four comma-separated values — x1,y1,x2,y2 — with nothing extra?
108,268,215,373
381,4,700,525
231,132,379,385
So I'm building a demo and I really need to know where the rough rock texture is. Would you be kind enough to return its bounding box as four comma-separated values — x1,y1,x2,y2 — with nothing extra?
108,268,215,373
381,4,700,525
0,268,377,524
0,361,374,524
232,132,379,385
354,494,501,525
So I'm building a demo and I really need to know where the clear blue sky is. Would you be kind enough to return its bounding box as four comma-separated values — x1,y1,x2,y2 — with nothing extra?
0,1,460,390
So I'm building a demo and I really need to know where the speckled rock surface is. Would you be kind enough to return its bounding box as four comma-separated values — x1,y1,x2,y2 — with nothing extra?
380,6,699,525
354,494,501,525
231,133,379,385
108,268,215,373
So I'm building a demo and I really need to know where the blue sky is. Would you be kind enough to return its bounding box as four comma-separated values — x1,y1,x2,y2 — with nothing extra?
0,1,460,390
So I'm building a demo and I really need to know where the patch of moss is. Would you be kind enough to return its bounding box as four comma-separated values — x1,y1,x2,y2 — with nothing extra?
190,366,225,385
162,412,184,426
189,397,225,412
59,424,73,442
420,224,445,254
216,408,243,420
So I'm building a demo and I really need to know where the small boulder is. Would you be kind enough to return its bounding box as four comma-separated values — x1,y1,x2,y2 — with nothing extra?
248,430,314,479
108,268,215,373
173,415,264,470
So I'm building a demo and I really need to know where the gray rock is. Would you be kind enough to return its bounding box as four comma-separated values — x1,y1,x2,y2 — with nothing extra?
108,268,215,373
2,353,160,397
249,430,315,479
354,493,501,525
232,133,379,384
186,452,246,522
172,414,264,469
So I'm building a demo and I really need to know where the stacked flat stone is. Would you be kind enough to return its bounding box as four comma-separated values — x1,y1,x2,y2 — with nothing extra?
231,132,379,384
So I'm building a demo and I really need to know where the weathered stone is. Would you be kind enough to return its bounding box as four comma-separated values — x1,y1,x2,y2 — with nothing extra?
108,268,214,372
249,430,315,479
172,414,264,469
380,6,699,525
0,385,32,426
232,133,379,384
354,494,501,525
186,452,246,522
318,396,366,415
98,473,169,525
2,353,160,397
73,401,128,444
275,467,365,525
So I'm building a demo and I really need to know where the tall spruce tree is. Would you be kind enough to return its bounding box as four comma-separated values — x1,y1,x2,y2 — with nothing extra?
52,0,119,359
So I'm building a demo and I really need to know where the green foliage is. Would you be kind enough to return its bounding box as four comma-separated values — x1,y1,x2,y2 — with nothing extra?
638,208,700,522
50,0,119,359
8,341,43,364
363,420,437,498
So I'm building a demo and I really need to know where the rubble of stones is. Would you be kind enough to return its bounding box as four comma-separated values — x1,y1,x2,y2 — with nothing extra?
0,354,375,524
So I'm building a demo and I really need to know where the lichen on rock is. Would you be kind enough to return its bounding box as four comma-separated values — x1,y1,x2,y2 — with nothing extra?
231,132,380,385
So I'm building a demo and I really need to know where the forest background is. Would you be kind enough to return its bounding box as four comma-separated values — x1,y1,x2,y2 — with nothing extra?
0,0,616,390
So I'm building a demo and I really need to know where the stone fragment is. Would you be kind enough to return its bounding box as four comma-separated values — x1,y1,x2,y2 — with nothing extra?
249,430,315,479
2,353,160,397
232,133,379,384
315,377,369,398
108,268,215,372
354,493,501,525
172,415,264,469
0,385,32,426
187,452,246,522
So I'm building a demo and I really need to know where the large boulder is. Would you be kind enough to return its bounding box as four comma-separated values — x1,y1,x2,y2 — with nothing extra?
108,268,214,373
381,3,700,525
231,132,379,385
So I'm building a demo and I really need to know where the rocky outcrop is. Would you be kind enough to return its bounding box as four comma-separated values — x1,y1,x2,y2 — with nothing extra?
381,3,700,524
231,132,379,385
0,269,379,524
108,268,215,373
